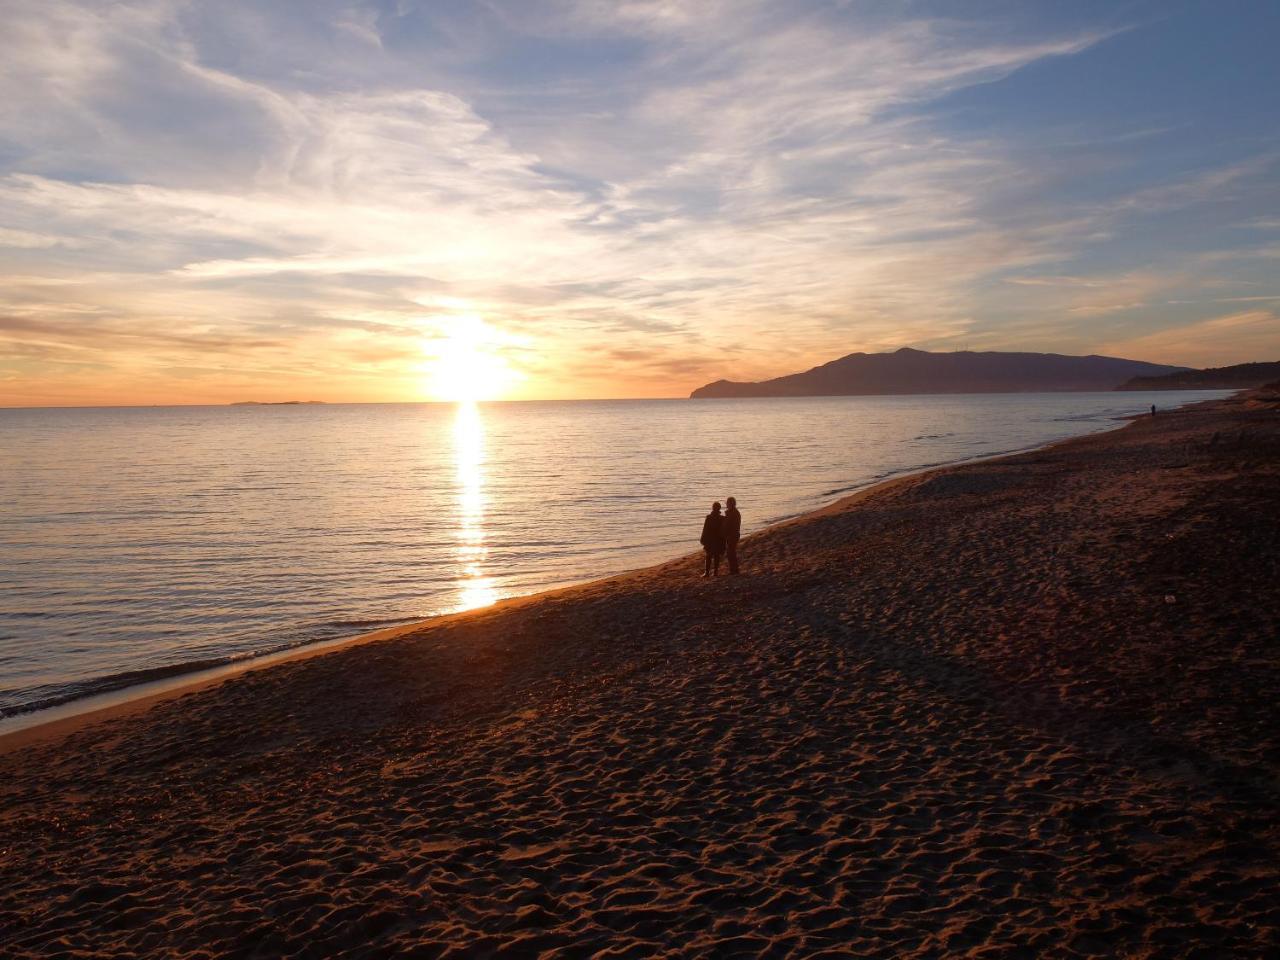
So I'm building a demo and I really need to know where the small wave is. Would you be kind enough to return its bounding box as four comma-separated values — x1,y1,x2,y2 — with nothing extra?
0,616,416,720
1051,413,1108,422
312,617,408,632
820,483,863,498
0,656,248,720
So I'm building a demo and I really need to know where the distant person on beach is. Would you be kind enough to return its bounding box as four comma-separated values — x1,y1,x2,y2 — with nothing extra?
700,501,725,577
724,496,742,575
1151,404,1157,417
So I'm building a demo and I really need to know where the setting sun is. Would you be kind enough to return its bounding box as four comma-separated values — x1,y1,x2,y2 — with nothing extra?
427,315,519,402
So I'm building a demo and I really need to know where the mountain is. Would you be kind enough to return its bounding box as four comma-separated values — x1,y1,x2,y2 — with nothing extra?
1117,361,1280,391
689,348,1189,398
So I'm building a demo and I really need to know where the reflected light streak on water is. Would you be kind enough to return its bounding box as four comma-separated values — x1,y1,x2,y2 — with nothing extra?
453,401,498,612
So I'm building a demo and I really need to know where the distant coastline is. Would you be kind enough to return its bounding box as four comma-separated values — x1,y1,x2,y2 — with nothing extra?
1117,360,1280,391
229,400,326,406
689,347,1187,399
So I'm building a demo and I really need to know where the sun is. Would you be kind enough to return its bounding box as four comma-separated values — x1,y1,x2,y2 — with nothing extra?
427,315,518,402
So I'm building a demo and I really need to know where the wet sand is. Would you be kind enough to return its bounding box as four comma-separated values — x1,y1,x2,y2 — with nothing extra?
1,388,1278,958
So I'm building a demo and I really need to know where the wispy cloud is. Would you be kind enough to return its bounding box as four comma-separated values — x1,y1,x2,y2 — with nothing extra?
1103,309,1280,367
1113,155,1278,213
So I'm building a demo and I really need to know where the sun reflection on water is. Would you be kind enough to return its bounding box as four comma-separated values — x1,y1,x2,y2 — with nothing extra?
453,401,498,611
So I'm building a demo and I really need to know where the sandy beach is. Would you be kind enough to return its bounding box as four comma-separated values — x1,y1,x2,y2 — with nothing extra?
2,388,1277,958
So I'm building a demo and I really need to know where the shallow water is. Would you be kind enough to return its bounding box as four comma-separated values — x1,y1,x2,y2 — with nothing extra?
0,391,1223,716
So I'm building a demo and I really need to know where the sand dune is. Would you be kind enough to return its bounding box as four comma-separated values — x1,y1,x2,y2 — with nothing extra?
1,391,1277,958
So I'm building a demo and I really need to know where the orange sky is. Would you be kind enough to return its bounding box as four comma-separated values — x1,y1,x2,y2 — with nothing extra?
2,2,1278,407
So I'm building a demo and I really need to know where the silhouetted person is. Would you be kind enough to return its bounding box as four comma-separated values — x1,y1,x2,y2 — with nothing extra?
700,501,725,577
724,496,742,575
1151,404,1157,417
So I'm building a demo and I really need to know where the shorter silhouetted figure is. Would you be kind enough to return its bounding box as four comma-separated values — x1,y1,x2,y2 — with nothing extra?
1151,404,1157,417
724,496,742,575
700,501,725,577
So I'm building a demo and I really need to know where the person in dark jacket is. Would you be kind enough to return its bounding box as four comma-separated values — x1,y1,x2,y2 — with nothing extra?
723,496,742,574
700,501,725,577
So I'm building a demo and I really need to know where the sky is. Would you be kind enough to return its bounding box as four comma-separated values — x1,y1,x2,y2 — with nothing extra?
1,0,1278,405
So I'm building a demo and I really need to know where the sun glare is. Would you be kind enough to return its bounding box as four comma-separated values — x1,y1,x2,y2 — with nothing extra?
428,315,517,402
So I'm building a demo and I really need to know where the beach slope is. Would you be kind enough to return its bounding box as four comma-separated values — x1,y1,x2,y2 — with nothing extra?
2,390,1278,957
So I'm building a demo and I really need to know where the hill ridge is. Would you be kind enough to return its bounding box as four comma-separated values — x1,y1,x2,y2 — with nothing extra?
689,348,1188,398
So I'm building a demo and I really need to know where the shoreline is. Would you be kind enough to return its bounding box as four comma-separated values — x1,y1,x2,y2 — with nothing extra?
0,573,643,753
0,397,1198,751
1,384,1276,956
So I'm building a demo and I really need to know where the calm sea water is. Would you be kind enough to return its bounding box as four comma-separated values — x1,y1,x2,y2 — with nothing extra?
0,391,1223,718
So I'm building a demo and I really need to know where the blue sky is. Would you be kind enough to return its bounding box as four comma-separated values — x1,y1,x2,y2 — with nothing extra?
1,0,1277,403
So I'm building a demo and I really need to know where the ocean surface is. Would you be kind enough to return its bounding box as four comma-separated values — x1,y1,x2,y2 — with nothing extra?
0,391,1225,720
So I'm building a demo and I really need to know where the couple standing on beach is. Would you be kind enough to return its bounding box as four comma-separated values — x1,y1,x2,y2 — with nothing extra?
699,497,741,577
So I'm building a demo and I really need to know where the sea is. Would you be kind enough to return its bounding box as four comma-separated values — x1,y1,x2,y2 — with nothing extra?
0,391,1225,724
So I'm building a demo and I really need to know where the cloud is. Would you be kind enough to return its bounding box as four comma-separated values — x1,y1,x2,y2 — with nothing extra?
1005,276,1110,288
1102,310,1280,367
1114,155,1279,214
1,1,1276,404
0,227,82,249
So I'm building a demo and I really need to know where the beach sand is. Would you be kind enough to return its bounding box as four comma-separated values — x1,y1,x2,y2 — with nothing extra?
1,389,1277,958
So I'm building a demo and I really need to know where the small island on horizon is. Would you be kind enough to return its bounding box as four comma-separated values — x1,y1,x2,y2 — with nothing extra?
229,400,327,406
